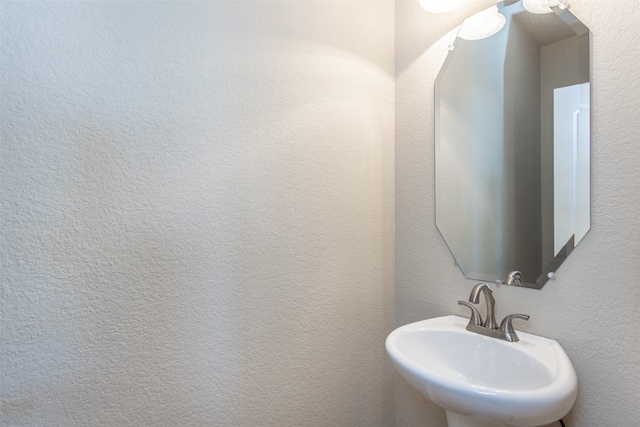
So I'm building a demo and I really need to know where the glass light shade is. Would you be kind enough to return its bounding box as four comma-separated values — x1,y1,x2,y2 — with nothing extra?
458,6,506,40
523,0,561,14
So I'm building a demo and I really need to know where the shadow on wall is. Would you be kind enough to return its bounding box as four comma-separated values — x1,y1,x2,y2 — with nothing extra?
2,1,395,425
228,1,394,76
396,0,502,76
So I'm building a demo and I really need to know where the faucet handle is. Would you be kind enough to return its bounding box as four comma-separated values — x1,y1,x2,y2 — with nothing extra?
458,301,482,326
499,314,530,342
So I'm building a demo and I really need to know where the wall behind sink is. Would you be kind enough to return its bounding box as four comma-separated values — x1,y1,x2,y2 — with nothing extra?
1,2,395,425
395,0,640,426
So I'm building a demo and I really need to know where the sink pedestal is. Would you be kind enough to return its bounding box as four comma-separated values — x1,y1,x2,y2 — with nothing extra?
446,411,506,427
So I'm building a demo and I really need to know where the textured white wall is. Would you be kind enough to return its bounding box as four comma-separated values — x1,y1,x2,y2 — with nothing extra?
1,1,395,426
395,0,640,426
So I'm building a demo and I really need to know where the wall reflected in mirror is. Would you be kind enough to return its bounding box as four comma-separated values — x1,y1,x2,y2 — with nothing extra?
435,0,591,289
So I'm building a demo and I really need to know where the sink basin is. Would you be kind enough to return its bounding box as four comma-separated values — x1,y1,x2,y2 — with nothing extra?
386,315,577,427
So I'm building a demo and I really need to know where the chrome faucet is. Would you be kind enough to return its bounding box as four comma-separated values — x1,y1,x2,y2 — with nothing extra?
458,283,530,342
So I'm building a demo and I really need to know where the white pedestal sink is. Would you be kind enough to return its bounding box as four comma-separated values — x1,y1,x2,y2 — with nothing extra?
386,315,577,427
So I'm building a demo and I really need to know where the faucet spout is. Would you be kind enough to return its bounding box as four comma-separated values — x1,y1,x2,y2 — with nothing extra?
469,283,497,329
506,270,524,286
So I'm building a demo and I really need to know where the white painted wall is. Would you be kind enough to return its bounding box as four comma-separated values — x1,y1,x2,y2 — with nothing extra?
1,2,395,426
395,0,640,426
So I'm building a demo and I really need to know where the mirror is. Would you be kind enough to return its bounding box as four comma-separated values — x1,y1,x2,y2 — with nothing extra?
435,0,591,289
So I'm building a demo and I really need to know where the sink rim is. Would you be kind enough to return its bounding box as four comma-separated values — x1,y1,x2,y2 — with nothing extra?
386,315,578,426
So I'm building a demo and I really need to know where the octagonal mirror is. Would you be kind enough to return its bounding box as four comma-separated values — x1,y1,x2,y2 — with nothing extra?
435,0,591,289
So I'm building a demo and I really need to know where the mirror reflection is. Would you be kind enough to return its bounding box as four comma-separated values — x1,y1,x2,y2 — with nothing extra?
435,0,591,289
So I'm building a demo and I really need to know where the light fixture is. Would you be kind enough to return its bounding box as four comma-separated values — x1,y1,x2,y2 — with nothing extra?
523,0,569,14
458,5,506,41
419,0,469,14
